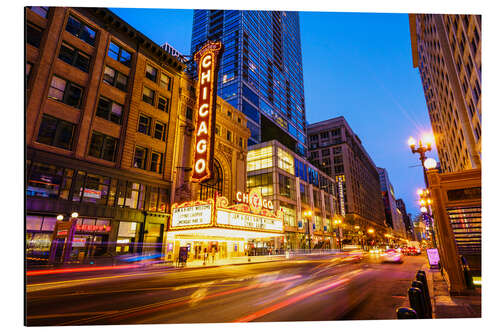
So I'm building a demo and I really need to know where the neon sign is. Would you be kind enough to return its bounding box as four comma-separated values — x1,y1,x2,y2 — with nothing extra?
236,189,274,212
191,41,223,183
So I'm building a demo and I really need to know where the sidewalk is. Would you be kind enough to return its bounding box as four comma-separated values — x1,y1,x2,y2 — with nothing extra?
424,265,481,318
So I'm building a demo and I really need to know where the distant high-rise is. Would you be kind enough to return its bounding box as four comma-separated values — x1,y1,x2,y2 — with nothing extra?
190,10,307,155
307,117,386,231
377,167,405,236
409,14,481,173
396,198,414,239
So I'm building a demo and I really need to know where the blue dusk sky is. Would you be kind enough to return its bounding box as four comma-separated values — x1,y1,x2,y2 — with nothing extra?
110,7,439,217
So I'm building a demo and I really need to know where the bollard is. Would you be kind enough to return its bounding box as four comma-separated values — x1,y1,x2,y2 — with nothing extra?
416,271,432,318
396,307,418,319
408,287,426,319
411,280,431,318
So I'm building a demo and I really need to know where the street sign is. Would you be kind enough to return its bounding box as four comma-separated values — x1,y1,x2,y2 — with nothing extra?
426,248,440,269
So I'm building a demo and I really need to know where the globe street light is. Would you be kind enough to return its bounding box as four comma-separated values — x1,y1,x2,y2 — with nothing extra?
408,133,434,187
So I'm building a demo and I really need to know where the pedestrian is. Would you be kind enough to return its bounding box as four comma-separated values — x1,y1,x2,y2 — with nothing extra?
203,248,208,265
211,247,216,263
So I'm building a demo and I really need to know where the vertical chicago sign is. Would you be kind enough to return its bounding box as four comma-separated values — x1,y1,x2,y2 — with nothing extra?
191,41,224,183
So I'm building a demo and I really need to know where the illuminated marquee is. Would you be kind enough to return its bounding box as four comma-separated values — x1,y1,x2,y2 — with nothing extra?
191,41,224,183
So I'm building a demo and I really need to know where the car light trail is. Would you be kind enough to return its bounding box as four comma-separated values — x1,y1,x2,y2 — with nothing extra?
26,264,141,276
234,278,348,322
108,275,303,322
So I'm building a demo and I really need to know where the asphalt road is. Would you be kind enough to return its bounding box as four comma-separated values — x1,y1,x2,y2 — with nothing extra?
26,253,427,326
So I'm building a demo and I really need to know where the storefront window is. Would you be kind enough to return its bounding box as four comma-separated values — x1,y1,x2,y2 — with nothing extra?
247,146,273,171
59,169,73,200
71,171,86,201
40,217,56,231
281,204,296,227
27,162,64,198
124,182,145,209
277,147,294,174
26,215,43,230
26,215,57,258
82,173,110,205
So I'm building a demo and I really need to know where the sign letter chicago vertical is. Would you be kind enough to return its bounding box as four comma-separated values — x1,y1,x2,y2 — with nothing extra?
191,41,223,183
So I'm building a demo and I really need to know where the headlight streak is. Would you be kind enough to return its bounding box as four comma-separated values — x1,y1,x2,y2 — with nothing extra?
65,274,304,324
27,264,142,276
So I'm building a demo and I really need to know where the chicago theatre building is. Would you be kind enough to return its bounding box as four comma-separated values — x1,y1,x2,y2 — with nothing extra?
164,41,285,261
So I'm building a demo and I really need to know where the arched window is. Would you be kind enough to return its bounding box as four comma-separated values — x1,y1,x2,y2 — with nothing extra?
199,159,224,200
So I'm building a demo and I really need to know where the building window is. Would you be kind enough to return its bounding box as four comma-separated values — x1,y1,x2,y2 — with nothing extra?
28,6,49,18
145,64,158,82
26,23,43,48
160,73,171,90
103,66,128,91
47,76,83,108
80,173,110,205
96,96,123,124
321,149,330,156
157,95,169,112
247,173,273,196
142,86,155,105
150,151,163,173
154,121,166,141
277,147,294,174
247,146,273,171
215,125,221,135
239,137,243,148
186,107,193,120
108,41,131,66
27,162,73,199
279,174,294,198
88,132,118,161
117,182,145,210
138,115,151,135
36,114,75,150
133,146,148,169
226,129,232,142
58,43,90,73
65,15,96,46
300,183,308,204
320,132,329,139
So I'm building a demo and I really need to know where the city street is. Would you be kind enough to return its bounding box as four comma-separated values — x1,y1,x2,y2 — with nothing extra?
26,253,426,326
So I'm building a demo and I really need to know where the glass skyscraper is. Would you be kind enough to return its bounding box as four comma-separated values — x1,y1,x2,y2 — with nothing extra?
190,10,307,155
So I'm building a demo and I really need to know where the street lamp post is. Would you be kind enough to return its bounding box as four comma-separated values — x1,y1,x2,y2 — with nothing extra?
303,210,313,253
367,228,375,248
407,134,433,187
334,218,342,250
